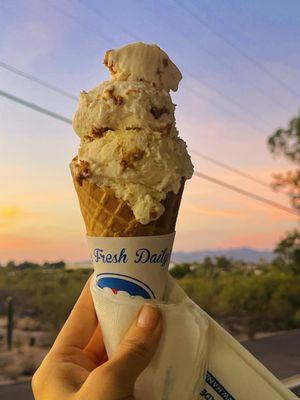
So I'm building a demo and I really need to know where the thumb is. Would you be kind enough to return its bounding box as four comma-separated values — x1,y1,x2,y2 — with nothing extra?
84,304,162,399
110,304,162,381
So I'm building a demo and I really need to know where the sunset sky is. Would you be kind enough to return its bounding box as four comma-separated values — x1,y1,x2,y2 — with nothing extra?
0,0,299,263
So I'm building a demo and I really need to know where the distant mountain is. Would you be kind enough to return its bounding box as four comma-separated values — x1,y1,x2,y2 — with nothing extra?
71,247,275,267
172,247,275,263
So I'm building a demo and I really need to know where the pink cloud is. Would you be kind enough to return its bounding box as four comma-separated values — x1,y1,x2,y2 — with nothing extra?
0,234,89,264
218,232,283,249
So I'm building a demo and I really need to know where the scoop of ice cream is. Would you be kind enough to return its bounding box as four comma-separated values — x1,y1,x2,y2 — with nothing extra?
72,128,193,224
72,42,193,224
104,42,182,91
73,80,177,139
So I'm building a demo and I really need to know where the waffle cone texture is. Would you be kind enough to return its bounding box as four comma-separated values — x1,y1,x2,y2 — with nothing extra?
71,171,184,237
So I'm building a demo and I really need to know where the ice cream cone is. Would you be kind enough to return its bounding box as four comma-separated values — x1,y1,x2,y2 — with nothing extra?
71,168,184,237
70,43,192,300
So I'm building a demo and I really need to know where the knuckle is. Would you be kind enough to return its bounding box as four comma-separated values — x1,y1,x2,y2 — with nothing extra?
123,337,150,360
31,371,40,394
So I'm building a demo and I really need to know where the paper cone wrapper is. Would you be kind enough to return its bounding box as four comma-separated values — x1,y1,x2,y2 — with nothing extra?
91,274,210,399
87,233,175,299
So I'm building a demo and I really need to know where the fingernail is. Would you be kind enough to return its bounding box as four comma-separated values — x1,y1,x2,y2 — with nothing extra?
137,304,161,330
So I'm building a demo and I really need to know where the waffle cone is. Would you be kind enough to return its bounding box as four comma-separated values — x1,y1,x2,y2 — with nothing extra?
72,172,184,237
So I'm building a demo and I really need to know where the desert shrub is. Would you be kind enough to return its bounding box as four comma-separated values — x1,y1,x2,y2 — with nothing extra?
4,364,22,380
1,260,299,340
16,317,41,331
0,268,91,334
21,359,37,376
170,263,191,279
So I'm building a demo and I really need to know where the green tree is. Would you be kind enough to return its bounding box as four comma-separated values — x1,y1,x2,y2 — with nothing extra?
268,115,300,162
199,256,218,277
273,229,300,273
169,263,190,279
179,276,220,316
222,269,300,338
214,256,233,272
202,257,214,269
6,260,16,269
43,261,65,269
18,262,39,270
268,115,300,269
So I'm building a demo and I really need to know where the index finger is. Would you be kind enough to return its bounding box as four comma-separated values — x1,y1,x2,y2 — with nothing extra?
53,275,100,350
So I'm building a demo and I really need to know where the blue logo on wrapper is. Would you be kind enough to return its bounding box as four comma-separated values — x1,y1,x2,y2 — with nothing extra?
96,273,155,299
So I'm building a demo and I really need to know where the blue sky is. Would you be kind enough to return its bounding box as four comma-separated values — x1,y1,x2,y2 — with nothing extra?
0,0,299,262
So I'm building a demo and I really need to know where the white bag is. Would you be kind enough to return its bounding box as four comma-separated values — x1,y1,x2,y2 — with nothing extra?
91,274,297,400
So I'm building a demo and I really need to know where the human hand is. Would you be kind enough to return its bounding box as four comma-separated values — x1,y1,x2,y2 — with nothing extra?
32,277,162,400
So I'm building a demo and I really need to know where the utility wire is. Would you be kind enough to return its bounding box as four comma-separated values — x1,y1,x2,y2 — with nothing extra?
186,44,292,115
46,0,277,132
187,84,265,134
0,90,72,124
0,61,78,101
0,60,281,192
194,171,299,217
77,0,140,42
0,75,283,194
174,0,300,100
191,149,271,189
44,0,118,46
0,57,263,133
187,71,273,130
191,149,291,197
131,0,292,115
1,55,268,136
1,88,297,217
0,58,271,134
185,48,291,116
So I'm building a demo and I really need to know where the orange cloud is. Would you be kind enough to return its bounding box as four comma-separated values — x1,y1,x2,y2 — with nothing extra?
0,234,46,250
0,206,40,233
0,206,39,219
1,207,23,218
182,203,246,218
218,232,283,249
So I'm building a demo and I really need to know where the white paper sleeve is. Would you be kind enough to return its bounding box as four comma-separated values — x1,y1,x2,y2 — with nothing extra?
90,273,297,400
87,233,175,300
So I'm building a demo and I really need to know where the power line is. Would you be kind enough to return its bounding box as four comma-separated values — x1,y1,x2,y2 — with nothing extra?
0,61,78,101
1,88,297,217
0,80,282,193
0,80,274,193
194,171,299,217
134,0,284,129
0,58,272,135
185,2,293,114
133,0,292,115
2,55,259,134
4,0,293,134
44,0,118,46
185,48,291,116
192,149,294,197
187,44,292,116
0,58,282,194
191,149,271,189
0,89,72,124
187,71,273,130
47,0,277,131
174,0,300,101
0,63,277,187
187,84,266,134
77,0,140,42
